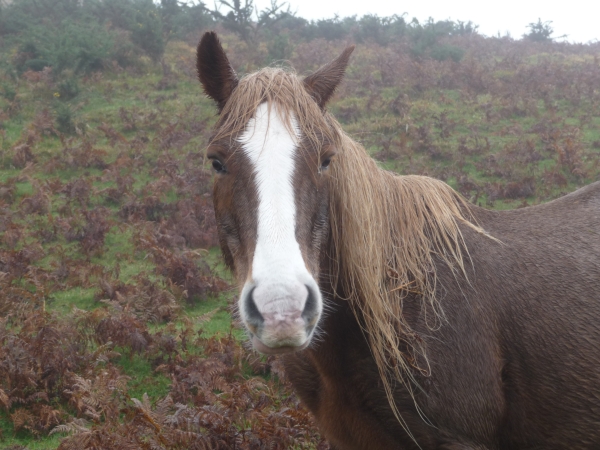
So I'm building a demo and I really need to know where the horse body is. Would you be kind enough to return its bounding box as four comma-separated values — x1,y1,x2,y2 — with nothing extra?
287,182,600,449
195,31,600,449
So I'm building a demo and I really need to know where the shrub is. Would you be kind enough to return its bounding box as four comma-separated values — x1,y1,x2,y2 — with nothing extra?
22,58,51,72
1,83,17,102
161,0,214,41
430,44,465,63
266,32,291,61
18,21,115,74
0,0,84,32
354,14,407,46
54,102,75,134
129,0,166,62
3,0,167,72
304,15,352,41
525,19,554,42
57,77,79,101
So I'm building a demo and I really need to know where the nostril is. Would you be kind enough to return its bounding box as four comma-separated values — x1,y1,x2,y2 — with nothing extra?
302,285,320,326
245,287,264,331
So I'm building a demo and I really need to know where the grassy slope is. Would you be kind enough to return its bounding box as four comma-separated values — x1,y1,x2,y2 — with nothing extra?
0,43,234,447
0,36,599,448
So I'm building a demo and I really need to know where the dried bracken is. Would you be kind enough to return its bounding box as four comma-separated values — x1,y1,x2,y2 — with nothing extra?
55,332,326,450
1,19,600,449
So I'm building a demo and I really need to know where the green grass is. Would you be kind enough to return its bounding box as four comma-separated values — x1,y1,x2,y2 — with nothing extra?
0,427,63,450
1,34,600,450
184,294,244,339
117,353,172,401
49,287,97,313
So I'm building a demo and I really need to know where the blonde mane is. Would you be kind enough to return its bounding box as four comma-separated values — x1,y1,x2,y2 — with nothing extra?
213,67,339,152
327,128,488,431
212,67,486,433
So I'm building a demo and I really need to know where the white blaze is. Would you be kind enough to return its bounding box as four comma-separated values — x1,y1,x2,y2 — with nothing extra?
238,102,317,322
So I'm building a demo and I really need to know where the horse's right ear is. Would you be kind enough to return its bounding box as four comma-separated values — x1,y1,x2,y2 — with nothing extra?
196,32,238,112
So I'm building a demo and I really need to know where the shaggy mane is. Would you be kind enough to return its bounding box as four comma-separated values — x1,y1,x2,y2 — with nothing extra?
327,128,489,431
211,67,488,433
213,67,340,152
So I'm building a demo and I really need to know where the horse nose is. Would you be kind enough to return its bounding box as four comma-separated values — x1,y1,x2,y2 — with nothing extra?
301,285,320,329
260,285,319,333
244,287,265,334
244,285,318,332
241,282,322,353
261,310,306,341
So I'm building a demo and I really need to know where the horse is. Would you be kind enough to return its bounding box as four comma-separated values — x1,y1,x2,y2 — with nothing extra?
196,31,600,449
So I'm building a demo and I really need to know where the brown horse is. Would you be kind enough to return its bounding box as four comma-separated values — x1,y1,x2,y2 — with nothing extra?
196,31,600,449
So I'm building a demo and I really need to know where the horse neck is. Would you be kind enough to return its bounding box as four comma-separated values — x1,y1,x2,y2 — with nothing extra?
323,128,478,346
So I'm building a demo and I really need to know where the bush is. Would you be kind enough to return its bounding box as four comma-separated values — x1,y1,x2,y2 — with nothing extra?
57,77,79,101
2,0,169,72
430,44,465,63
354,14,407,46
0,0,84,32
129,0,165,62
1,83,17,102
17,21,116,74
109,29,142,69
22,58,51,72
525,19,554,42
266,32,291,61
160,0,214,41
408,19,471,62
54,103,75,134
304,16,352,41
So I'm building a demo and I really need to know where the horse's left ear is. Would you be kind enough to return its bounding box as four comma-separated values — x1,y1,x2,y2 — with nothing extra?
303,45,355,109
197,31,239,112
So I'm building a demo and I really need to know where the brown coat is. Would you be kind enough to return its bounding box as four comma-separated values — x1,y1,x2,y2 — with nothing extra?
285,181,600,449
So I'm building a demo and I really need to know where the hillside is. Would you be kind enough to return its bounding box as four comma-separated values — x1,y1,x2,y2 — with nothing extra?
0,8,599,449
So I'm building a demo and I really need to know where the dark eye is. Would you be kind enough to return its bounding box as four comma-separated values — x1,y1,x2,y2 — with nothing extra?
212,159,226,173
321,158,332,171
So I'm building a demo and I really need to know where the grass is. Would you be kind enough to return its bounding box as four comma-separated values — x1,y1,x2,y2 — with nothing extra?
117,353,172,401
50,287,97,313
0,427,64,450
0,33,599,450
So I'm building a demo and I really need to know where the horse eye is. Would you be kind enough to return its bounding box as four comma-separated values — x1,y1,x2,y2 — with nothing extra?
212,159,226,173
321,158,332,170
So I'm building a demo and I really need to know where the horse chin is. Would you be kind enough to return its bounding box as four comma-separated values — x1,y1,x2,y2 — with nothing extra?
251,335,310,355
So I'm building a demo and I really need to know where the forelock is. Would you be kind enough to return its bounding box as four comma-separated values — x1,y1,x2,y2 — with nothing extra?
211,68,340,151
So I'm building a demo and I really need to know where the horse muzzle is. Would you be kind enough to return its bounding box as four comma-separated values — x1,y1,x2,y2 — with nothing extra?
240,280,322,354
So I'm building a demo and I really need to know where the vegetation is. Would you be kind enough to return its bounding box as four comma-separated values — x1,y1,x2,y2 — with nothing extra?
524,19,557,42
0,0,599,448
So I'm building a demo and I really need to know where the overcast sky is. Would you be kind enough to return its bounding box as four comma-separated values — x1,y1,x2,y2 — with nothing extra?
254,0,600,43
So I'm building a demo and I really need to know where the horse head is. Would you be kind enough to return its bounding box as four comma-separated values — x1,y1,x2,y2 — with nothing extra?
197,32,354,354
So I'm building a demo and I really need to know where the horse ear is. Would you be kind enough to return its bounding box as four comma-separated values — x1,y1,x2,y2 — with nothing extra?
303,45,355,109
196,31,239,112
